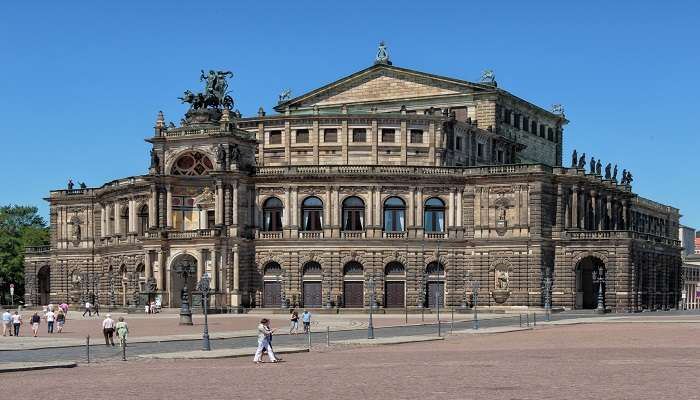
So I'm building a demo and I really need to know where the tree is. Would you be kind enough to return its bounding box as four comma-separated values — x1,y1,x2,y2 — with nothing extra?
0,205,49,304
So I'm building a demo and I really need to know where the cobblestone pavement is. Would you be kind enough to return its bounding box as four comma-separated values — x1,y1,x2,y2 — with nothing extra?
6,322,700,400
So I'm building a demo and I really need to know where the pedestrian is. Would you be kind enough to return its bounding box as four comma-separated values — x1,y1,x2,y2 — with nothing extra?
102,313,115,346
45,308,55,334
56,310,65,333
30,312,41,337
48,303,54,313
253,318,278,364
59,302,69,315
116,316,129,347
93,301,100,317
302,309,311,334
11,311,22,336
144,304,149,314
2,309,12,336
82,300,92,317
289,309,299,334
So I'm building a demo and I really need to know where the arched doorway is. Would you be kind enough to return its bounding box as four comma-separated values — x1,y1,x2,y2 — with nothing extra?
37,265,51,305
575,256,606,309
302,262,323,307
263,262,282,308
384,262,405,308
343,261,364,308
170,254,197,308
426,262,445,308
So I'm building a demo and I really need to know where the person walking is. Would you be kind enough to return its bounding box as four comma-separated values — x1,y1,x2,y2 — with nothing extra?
289,309,299,334
253,318,278,364
102,314,115,346
115,316,129,347
2,309,12,336
93,301,100,317
45,308,55,334
56,310,65,333
59,303,69,316
11,311,21,336
302,309,311,334
30,312,41,337
82,301,92,317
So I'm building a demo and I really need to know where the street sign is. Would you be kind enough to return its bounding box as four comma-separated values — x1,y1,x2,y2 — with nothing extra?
9,284,14,296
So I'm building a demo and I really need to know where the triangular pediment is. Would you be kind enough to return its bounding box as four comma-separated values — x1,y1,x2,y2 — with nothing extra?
275,64,492,111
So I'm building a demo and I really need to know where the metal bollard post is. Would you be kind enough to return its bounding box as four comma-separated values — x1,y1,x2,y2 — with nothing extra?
451,308,454,334
405,307,408,325
307,327,311,350
526,313,530,327
519,314,522,327
326,326,330,347
421,307,424,322
122,338,127,361
86,335,90,364
533,313,536,327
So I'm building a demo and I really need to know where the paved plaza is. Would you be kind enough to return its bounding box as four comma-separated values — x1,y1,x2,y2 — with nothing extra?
3,319,699,399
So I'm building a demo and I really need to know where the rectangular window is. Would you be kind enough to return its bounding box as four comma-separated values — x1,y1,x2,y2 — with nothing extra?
352,128,366,143
514,114,521,129
269,130,282,144
410,129,423,144
497,150,504,163
381,129,395,143
539,125,545,138
477,143,484,158
531,120,537,134
323,128,337,143
456,137,462,151
207,210,215,229
295,129,309,144
503,109,511,124
523,117,529,132
548,128,554,141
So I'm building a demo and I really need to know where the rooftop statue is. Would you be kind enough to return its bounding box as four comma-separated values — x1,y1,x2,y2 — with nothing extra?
179,70,234,111
552,104,564,115
571,149,578,168
589,157,596,174
278,89,292,104
605,163,611,179
480,69,496,84
596,159,602,176
612,165,618,182
375,41,392,65
578,153,586,169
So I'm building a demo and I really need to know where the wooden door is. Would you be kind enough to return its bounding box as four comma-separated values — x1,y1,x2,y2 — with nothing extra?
303,281,322,307
264,282,281,308
427,281,444,308
385,281,405,308
343,281,364,308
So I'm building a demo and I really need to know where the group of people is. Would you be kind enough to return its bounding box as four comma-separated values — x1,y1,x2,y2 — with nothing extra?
2,303,69,337
100,313,129,346
253,309,312,364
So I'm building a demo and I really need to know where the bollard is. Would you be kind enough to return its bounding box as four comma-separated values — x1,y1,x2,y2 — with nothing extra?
86,335,91,364
519,314,522,327
451,308,454,334
307,327,312,350
122,337,127,361
405,307,408,325
526,313,530,327
533,313,536,327
326,326,330,347
421,307,424,322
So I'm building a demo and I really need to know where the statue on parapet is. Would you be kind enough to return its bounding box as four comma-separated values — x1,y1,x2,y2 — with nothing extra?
150,149,160,172
604,163,611,179
578,153,586,169
67,179,74,190
571,149,578,168
278,89,292,104
216,144,226,170
229,143,241,163
612,165,618,182
596,159,602,176
589,157,596,174
79,182,87,189
179,69,235,111
480,69,496,84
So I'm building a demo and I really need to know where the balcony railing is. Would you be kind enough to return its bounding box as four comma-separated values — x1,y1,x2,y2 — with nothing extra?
255,164,549,178
341,231,365,239
259,231,283,239
143,229,220,240
299,231,322,239
564,230,681,246
25,246,51,254
424,232,447,239
383,231,406,239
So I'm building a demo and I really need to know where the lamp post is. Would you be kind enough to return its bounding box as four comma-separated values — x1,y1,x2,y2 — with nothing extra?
278,273,288,309
173,262,195,325
472,281,480,330
593,265,606,314
197,273,211,351
367,275,375,339
435,289,441,337
543,276,552,322
461,271,470,309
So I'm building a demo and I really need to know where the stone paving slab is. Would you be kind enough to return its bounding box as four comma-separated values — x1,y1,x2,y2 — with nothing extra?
332,335,444,346
138,346,308,360
452,326,532,335
0,361,77,373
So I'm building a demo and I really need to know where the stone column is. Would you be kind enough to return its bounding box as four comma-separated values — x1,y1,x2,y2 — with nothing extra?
456,189,463,227
99,204,106,238
197,249,205,282
149,185,157,228
371,119,378,164
324,186,331,228
200,208,208,229
215,181,224,226
408,187,415,229
144,251,152,281
375,187,382,228
156,250,165,291
590,190,597,231
291,186,298,229
332,186,340,227
128,199,136,233
166,186,173,228
622,200,628,230
210,248,217,290
230,245,241,307
606,195,612,230
416,188,424,227
232,182,239,227
448,189,455,227
571,185,578,229
367,187,374,229
113,202,121,236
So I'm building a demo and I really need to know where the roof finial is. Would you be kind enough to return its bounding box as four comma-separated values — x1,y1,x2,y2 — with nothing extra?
375,41,392,65
480,69,497,86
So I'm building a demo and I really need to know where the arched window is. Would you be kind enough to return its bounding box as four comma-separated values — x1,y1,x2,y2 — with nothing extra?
262,197,283,232
301,197,323,231
303,261,322,276
426,261,445,276
383,197,405,232
343,261,364,276
137,205,149,236
171,151,214,176
263,262,282,276
342,196,365,231
385,261,405,276
424,198,445,232
119,205,129,234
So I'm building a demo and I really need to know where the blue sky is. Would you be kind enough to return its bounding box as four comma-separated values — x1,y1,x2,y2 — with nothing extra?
1,1,699,228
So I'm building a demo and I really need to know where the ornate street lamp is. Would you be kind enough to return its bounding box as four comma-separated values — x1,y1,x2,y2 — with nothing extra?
278,273,288,309
173,262,195,325
593,265,606,314
472,280,480,330
367,275,376,339
197,274,212,351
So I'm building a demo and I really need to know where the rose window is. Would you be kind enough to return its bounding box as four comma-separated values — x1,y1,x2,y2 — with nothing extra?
171,152,214,176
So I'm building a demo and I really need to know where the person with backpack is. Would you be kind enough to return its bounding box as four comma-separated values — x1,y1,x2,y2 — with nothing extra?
30,312,41,337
